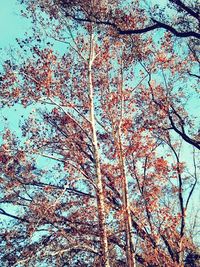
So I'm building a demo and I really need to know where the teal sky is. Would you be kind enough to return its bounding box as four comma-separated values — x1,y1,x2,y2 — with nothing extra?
0,0,30,49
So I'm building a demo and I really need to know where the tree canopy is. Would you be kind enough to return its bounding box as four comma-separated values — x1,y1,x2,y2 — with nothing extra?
0,1,199,266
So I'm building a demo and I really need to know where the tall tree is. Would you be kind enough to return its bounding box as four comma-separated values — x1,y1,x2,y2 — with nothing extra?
20,0,200,149
0,1,199,266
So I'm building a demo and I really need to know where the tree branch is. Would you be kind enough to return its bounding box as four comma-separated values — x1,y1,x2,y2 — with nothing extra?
170,0,199,21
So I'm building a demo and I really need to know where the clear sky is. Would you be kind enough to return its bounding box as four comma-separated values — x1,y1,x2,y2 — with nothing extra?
0,0,30,50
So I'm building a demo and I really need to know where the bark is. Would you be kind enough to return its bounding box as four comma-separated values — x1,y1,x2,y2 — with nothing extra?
59,6,200,39
168,112,200,150
88,31,110,267
118,139,136,267
116,65,136,267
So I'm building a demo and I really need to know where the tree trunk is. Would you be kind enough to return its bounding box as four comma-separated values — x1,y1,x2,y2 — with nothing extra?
118,130,136,267
88,31,110,267
117,65,136,267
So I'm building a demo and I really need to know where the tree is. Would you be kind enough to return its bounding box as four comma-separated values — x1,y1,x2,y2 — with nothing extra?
20,0,200,150
0,1,199,266
20,0,200,38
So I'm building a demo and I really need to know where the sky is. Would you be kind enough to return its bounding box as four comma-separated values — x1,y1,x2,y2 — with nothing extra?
0,0,30,50
0,1,31,132
0,1,46,226
0,0,24,133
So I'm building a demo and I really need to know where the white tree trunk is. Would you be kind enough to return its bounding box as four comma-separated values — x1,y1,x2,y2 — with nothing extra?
88,31,110,267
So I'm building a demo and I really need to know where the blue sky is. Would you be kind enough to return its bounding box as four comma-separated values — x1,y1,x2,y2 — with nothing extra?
0,0,30,50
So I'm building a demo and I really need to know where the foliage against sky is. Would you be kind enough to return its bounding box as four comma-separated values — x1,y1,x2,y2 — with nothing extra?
0,1,200,266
